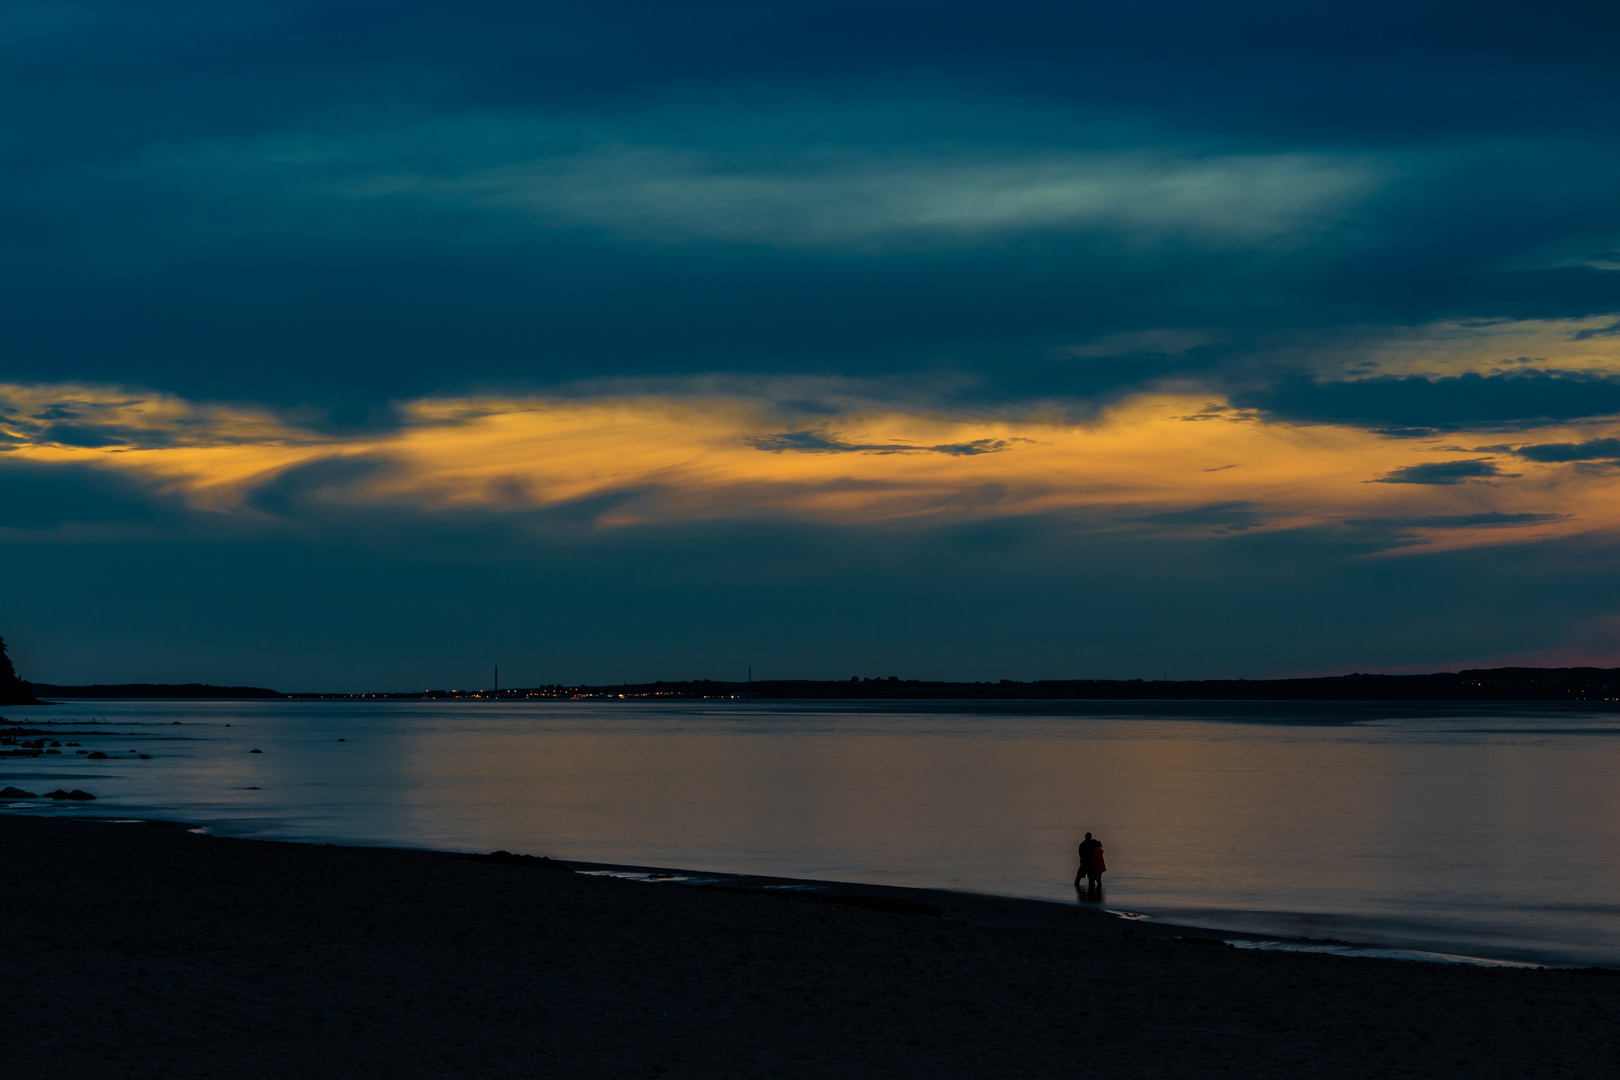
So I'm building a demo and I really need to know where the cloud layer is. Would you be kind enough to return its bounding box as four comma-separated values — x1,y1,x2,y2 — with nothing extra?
7,2,1620,684
6,381,1616,551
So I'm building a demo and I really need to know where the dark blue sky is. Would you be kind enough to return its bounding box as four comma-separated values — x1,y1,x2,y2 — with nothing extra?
5,1,1620,688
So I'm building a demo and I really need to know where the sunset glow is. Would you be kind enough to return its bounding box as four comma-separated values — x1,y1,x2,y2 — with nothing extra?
6,380,1619,555
8,1,1620,685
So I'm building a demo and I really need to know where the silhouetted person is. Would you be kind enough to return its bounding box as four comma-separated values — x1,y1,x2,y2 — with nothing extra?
1075,832,1101,888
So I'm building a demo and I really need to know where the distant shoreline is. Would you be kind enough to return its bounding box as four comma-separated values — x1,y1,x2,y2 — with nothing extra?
23,666,1620,701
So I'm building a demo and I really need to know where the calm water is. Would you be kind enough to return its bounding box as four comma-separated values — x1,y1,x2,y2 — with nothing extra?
6,698,1620,967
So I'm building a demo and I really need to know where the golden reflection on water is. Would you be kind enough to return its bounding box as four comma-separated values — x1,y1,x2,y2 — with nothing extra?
359,711,1620,934
17,699,1620,964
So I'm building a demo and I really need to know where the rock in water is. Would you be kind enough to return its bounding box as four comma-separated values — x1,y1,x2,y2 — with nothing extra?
66,789,95,800
86,751,108,759
0,786,38,798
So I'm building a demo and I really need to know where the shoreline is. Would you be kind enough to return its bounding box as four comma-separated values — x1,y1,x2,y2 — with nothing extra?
16,809,1570,970
555,857,1551,969
5,812,1619,1079
7,695,1615,972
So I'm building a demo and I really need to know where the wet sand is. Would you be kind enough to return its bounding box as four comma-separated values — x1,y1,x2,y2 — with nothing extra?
4,815,1618,1079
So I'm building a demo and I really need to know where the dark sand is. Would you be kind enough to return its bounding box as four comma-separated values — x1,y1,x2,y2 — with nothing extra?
4,816,1618,1079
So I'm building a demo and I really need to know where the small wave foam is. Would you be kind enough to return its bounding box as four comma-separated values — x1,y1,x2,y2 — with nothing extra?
1229,939,1540,967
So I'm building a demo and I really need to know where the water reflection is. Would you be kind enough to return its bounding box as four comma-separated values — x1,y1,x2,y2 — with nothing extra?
5,698,1620,966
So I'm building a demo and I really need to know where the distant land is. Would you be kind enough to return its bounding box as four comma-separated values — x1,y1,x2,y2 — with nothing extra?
0,637,39,706
23,667,1620,701
30,683,285,699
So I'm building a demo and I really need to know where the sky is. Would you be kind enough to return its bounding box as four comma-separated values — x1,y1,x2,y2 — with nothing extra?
5,0,1620,690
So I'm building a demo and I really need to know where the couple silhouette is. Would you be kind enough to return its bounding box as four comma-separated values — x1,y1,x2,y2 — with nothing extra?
1075,832,1106,897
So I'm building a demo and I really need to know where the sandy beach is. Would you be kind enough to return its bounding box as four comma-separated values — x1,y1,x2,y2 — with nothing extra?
3,815,1619,1078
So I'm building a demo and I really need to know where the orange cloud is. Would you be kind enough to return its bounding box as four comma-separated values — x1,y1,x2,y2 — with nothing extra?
5,382,1620,551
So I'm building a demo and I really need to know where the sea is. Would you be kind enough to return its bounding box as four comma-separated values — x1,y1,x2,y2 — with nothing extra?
5,697,1620,968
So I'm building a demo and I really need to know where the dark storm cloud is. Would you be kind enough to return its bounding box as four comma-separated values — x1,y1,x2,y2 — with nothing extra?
1237,373,1620,433
0,398,182,450
1370,459,1507,485
243,456,398,518
746,432,1011,456
1573,317,1620,339
1512,438,1620,463
33,423,177,450
0,461,181,530
1368,428,1441,439
11,1,1616,142
2,1,1619,409
1345,512,1565,529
